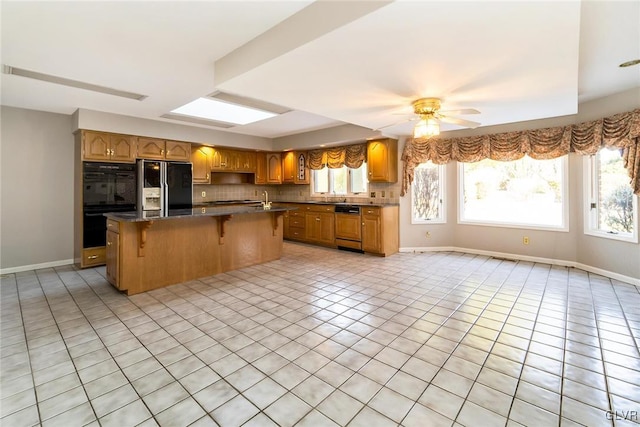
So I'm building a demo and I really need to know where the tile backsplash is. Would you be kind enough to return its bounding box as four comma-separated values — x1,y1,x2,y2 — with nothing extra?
193,181,401,205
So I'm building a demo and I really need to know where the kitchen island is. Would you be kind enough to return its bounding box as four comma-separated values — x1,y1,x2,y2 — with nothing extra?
104,205,292,295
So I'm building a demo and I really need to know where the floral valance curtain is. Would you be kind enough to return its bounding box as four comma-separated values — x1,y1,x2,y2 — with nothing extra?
401,109,640,196
307,143,367,170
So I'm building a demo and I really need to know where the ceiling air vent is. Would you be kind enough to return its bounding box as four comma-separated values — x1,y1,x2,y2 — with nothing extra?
2,65,147,101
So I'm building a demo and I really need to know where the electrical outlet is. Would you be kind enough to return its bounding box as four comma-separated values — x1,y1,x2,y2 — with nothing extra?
370,191,376,198
425,231,431,238
201,191,206,198
523,236,530,245
381,191,386,197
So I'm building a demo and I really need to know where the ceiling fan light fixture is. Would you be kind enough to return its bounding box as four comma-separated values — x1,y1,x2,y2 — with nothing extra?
414,117,439,139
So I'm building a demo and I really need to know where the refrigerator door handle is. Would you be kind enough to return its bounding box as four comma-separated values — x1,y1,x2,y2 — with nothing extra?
162,161,169,216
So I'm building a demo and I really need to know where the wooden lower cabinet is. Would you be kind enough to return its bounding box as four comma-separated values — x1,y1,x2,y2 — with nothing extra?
281,203,398,256
361,206,398,256
286,208,306,241
305,211,335,246
105,230,120,288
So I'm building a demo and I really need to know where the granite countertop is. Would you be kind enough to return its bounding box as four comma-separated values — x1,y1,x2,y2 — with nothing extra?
274,201,400,207
104,205,294,223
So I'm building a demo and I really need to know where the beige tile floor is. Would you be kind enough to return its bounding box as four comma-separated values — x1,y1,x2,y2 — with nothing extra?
1,242,639,427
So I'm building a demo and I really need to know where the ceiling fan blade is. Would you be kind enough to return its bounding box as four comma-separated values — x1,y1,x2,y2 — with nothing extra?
374,117,418,131
438,108,480,115
439,116,481,128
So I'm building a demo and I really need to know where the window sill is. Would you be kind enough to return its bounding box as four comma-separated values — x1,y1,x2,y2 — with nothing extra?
458,219,569,232
583,230,638,244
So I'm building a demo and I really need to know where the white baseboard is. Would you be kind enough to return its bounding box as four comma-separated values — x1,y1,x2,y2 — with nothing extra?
0,259,74,275
399,246,639,287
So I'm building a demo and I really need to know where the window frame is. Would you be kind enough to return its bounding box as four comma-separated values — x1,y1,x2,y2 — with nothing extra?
583,151,638,243
411,162,446,224
457,155,570,232
310,163,369,198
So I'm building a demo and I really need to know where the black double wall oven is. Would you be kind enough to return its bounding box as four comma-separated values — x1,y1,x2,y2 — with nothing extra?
83,162,136,249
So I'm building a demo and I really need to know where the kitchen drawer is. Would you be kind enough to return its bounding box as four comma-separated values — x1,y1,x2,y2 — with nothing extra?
289,210,305,218
304,204,335,213
290,217,305,229
106,219,120,233
289,229,305,240
335,238,362,250
361,207,381,217
82,247,106,267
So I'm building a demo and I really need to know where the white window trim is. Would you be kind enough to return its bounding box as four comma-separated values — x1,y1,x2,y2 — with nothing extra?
411,163,446,224
457,156,570,232
583,155,638,243
310,165,370,198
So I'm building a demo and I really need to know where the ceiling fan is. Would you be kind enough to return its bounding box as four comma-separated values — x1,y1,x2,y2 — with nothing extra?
378,97,481,138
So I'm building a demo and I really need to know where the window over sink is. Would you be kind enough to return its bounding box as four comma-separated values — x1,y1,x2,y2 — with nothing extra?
311,163,368,197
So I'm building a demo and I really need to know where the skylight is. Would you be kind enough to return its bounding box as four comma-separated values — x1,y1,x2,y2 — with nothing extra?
171,97,277,125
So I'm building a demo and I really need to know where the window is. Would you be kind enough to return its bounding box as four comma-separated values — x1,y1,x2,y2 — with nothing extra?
412,162,446,223
459,156,568,230
311,163,368,196
585,148,638,242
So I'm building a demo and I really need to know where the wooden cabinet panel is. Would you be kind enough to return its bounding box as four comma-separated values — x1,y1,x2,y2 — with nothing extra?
137,137,166,160
335,214,362,241
267,153,282,184
282,151,309,184
255,153,267,184
138,138,190,161
82,247,106,267
367,138,398,183
165,141,190,161
83,131,110,161
109,135,136,162
361,206,398,256
191,146,213,183
361,208,382,253
106,230,119,288
305,211,335,246
282,152,296,183
82,131,135,162
239,151,256,172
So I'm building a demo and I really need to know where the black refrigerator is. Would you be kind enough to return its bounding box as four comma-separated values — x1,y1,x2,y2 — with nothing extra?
138,160,192,215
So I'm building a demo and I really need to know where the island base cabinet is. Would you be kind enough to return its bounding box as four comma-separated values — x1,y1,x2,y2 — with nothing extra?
108,213,283,295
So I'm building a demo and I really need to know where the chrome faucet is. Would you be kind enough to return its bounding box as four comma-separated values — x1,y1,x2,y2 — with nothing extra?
261,190,272,210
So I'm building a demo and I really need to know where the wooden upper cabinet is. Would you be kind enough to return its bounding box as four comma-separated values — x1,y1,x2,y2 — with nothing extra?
282,151,309,184
255,153,267,184
191,146,213,183
82,130,136,162
239,151,256,172
282,152,296,183
165,141,190,161
267,153,282,184
137,137,166,160
367,138,398,183
137,137,190,161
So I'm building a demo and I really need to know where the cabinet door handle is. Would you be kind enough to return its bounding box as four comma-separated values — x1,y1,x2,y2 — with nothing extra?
316,217,320,221
87,255,98,259
161,149,165,156
107,242,112,246
367,210,373,214
362,222,365,226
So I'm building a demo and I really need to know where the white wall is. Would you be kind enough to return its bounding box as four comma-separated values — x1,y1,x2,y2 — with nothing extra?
1,106,75,270
399,88,640,283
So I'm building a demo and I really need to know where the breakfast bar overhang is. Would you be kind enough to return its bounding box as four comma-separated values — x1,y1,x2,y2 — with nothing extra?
104,206,293,295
